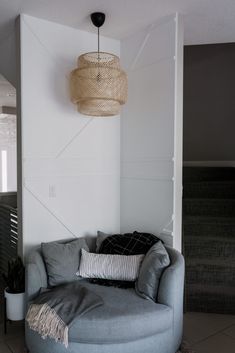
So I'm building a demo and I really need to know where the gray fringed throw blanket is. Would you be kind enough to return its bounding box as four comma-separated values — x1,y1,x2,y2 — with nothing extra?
26,282,103,348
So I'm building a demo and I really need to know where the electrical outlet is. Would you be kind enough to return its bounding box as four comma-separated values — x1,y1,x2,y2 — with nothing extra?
49,184,56,198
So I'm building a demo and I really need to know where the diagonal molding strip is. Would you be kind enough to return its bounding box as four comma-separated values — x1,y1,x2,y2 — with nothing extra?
56,117,93,158
130,23,154,72
22,16,69,77
22,16,94,159
24,183,77,237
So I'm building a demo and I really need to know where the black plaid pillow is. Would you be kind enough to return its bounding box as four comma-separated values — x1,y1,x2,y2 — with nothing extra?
99,231,161,255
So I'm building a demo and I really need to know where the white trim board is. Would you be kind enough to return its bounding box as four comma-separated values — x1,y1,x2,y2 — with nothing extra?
173,13,184,253
183,161,235,167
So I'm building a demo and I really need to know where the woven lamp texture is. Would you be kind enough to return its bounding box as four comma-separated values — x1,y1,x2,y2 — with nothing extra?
70,52,128,117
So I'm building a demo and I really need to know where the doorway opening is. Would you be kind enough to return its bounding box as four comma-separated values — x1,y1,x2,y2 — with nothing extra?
0,73,18,321
182,43,235,315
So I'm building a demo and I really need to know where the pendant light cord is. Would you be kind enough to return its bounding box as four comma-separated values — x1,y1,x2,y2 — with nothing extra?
98,27,100,55
97,26,100,80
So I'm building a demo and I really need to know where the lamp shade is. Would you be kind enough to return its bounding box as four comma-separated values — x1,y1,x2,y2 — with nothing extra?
70,52,127,117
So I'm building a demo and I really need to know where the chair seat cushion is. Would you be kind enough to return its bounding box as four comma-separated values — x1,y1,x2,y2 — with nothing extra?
69,280,172,344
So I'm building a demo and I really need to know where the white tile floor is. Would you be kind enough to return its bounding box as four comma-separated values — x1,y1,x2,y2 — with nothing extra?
0,312,235,352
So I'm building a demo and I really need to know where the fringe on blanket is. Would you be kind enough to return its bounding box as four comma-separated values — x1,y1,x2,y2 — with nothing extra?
26,303,69,348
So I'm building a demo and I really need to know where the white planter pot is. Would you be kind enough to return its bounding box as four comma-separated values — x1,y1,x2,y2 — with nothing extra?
4,288,26,321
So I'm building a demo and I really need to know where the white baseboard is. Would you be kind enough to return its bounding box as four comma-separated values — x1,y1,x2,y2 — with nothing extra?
183,161,235,167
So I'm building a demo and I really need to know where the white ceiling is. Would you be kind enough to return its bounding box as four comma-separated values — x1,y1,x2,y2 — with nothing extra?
1,0,235,45
0,74,16,108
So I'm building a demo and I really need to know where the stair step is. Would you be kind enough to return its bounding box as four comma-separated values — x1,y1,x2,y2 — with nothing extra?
183,216,235,239
183,181,235,198
183,167,235,182
183,167,235,314
184,215,235,224
185,260,235,285
184,236,235,259
183,198,235,217
186,284,235,314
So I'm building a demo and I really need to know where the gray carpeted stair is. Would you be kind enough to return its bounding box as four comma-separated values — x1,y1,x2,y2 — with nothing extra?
184,198,235,217
186,284,235,314
183,167,235,182
183,167,235,314
183,181,235,198
184,216,235,239
185,236,235,259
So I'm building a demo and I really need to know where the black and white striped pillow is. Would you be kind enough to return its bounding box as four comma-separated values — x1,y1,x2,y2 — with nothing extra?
77,249,144,281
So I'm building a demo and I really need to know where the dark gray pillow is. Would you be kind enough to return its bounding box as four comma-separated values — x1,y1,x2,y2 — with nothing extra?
41,238,89,287
96,231,111,252
135,241,170,301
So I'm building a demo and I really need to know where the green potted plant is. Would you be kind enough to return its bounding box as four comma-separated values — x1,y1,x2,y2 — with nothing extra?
2,257,25,321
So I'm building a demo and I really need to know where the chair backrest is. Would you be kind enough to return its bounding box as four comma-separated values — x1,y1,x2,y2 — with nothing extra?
26,238,183,303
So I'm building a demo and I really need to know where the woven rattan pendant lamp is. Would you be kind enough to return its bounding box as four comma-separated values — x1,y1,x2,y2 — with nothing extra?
70,12,128,117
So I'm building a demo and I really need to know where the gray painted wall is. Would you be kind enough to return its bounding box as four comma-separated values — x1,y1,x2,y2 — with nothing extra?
0,31,16,87
183,43,235,162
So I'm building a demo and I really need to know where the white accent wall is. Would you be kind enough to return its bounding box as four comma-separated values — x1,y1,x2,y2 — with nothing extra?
19,15,120,254
120,14,183,251
18,14,183,254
